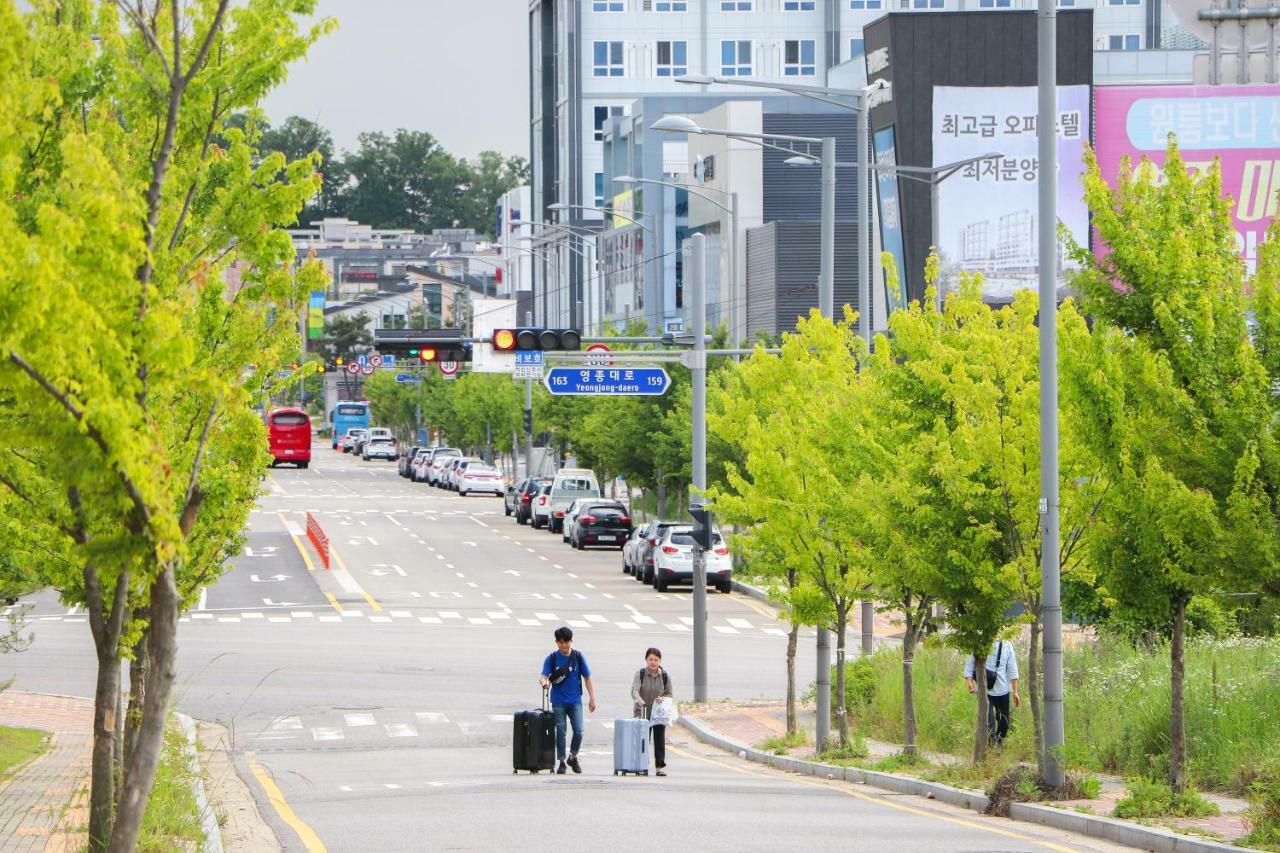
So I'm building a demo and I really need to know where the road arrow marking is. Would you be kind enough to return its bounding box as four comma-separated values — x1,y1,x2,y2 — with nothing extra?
262,599,300,607
250,574,290,583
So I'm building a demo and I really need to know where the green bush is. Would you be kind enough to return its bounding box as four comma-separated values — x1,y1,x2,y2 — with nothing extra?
851,637,1280,794
804,656,879,720
758,731,807,755
137,725,204,852
814,734,869,765
1242,775,1280,851
1112,778,1219,820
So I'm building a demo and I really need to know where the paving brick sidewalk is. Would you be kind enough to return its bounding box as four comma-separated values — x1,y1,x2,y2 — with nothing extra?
0,693,93,853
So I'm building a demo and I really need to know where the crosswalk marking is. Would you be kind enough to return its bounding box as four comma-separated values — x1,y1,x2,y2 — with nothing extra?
727,618,754,630
566,619,589,628
273,717,303,731
384,723,419,738
616,622,639,631
418,616,443,624
344,713,376,727
467,617,492,626
517,618,542,627
535,612,558,620
584,614,607,623
715,626,739,635
667,623,689,632
312,727,344,742
416,712,449,724
439,611,462,619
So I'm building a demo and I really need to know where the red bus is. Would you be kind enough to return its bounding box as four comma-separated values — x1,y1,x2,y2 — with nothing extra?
267,408,312,468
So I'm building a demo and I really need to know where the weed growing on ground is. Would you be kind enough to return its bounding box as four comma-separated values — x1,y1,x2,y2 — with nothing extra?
1241,775,1280,851
814,735,870,765
871,751,931,774
758,731,807,755
1112,778,1220,820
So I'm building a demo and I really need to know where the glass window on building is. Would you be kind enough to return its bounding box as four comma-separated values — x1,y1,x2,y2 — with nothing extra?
593,41,625,77
594,173,605,208
721,40,752,76
784,0,816,9
1107,0,1141,5
912,0,944,8
979,0,1012,7
720,0,753,8
654,0,687,9
656,40,688,76
594,105,625,141
592,1,625,10
1108,33,1141,49
850,38,865,59
850,0,882,8
784,40,816,76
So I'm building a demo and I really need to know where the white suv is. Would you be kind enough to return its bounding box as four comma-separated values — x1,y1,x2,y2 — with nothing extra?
363,437,398,461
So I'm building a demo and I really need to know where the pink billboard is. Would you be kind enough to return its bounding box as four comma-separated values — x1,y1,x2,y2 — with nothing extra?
1094,85,1280,273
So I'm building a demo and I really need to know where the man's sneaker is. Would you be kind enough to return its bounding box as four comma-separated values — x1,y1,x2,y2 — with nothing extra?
567,754,582,774
556,761,567,775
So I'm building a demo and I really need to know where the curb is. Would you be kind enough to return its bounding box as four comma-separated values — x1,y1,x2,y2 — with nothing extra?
678,714,1243,853
731,579,775,605
177,713,224,853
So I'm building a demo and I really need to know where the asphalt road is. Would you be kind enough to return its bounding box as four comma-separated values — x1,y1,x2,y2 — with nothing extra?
4,446,1129,852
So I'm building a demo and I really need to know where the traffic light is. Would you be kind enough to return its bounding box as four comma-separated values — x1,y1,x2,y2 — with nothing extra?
491,328,582,351
408,345,471,363
689,503,713,551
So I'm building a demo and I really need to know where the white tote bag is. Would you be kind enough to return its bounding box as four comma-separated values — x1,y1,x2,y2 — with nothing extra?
651,696,679,727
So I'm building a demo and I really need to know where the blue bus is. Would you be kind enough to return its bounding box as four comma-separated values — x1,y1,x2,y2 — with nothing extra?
331,401,371,449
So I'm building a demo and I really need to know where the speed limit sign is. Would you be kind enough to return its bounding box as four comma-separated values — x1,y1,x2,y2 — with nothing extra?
439,360,460,376
361,363,375,376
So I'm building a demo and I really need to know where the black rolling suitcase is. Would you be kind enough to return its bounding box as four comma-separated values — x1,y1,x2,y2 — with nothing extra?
513,687,556,774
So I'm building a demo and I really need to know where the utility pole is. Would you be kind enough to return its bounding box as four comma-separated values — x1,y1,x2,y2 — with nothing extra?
857,107,876,658
524,310,534,478
690,233,709,703
1039,0,1066,789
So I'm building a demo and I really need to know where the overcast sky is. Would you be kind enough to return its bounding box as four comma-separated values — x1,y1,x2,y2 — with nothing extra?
260,0,530,161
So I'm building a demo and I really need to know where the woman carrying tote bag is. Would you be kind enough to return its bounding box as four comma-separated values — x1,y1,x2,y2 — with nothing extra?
631,647,675,776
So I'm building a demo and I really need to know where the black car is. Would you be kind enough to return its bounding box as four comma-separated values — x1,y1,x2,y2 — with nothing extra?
398,446,423,478
570,501,631,550
510,477,552,525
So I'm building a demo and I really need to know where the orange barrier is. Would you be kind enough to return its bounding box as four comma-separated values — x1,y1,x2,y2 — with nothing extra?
306,512,330,569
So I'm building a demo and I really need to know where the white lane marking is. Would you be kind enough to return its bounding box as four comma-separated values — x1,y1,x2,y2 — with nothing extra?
319,615,342,623
331,569,367,595
218,617,240,624
518,618,542,627
344,713,377,727
679,616,695,626
727,618,754,630
390,611,412,618
584,614,607,623
535,612,558,621
467,617,492,626
341,611,364,618
427,546,436,552
268,617,291,623
392,564,407,577
566,619,589,628
583,583,596,589
419,616,443,624
242,613,264,620
467,582,478,589
764,628,788,637
272,717,303,731
599,721,615,730
553,564,564,569
631,614,656,625
197,589,207,612
254,734,296,742
439,611,462,619
388,516,403,527
539,556,548,561
616,622,639,631
485,612,511,620
470,517,489,528
481,592,492,598
487,715,510,722
715,626,740,635
526,548,536,554
603,594,616,599
370,616,392,623
447,564,456,570
312,727,344,742
416,712,449,724
385,724,419,738
667,623,690,632
291,611,315,618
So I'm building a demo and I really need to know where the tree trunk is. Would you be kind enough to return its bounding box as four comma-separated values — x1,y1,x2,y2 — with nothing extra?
109,566,181,853
1169,595,1189,793
89,646,120,852
121,630,148,787
974,648,990,763
834,605,850,748
656,473,666,518
1029,616,1044,772
902,613,919,758
785,622,799,736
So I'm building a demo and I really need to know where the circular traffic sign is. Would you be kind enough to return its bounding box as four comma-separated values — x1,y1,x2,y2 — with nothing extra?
345,361,361,375
361,363,375,376
369,353,384,368
439,360,460,376
585,343,613,366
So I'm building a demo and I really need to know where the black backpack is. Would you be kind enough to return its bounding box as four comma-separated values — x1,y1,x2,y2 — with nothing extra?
638,667,669,691
548,650,583,686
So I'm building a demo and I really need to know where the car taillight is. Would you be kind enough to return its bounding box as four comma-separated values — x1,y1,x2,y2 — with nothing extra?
619,516,630,525
661,546,679,554
715,547,729,555
648,539,657,546
579,515,596,524
555,511,565,518
521,495,531,504
538,496,547,505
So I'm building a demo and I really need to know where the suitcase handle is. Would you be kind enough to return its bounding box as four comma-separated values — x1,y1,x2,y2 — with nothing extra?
542,685,550,712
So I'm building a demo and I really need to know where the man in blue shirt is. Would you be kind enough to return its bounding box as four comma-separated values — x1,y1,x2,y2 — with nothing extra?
964,639,1020,745
538,626,597,774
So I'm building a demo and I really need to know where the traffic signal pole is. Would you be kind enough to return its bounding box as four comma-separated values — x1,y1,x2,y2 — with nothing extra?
524,311,534,479
690,233,709,704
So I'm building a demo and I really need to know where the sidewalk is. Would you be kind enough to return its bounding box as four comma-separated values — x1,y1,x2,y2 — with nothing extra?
689,700,1252,846
0,692,93,853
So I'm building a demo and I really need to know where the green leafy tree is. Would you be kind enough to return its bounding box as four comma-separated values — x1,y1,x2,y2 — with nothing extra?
1061,141,1280,792
322,312,374,362
458,150,529,235
0,2,328,849
260,115,346,221
342,129,470,231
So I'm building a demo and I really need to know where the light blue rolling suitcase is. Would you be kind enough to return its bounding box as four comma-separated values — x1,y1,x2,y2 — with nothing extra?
613,717,650,776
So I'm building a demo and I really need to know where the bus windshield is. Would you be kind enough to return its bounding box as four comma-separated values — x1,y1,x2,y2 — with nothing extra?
332,401,370,448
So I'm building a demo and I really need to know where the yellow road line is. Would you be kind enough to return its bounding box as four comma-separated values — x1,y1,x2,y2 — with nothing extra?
266,474,288,496
324,592,344,614
730,593,780,621
329,545,383,612
667,744,1078,853
248,761,326,853
278,513,317,573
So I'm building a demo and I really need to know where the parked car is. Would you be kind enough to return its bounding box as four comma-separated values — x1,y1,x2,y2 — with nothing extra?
429,452,465,487
398,446,423,477
547,468,601,533
458,462,504,497
630,520,683,582
354,427,393,458
342,428,368,454
569,501,631,550
510,477,551,524
363,437,398,461
560,499,591,543
414,447,459,483
444,458,483,491
622,527,647,574
530,483,554,529
650,526,733,593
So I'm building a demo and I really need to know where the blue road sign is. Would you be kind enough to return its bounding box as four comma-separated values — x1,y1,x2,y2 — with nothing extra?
543,366,671,396
395,373,421,384
515,351,544,367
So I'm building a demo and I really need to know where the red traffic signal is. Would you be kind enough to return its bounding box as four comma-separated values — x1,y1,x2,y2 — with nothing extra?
491,328,581,352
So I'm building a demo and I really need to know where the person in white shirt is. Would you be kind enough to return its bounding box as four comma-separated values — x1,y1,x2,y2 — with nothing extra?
963,640,1020,745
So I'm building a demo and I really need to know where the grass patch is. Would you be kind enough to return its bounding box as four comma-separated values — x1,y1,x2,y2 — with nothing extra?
758,730,807,755
922,752,1021,792
844,636,1280,795
137,724,204,852
1241,776,1280,851
813,734,869,766
1112,778,1220,820
871,751,932,774
0,726,46,778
